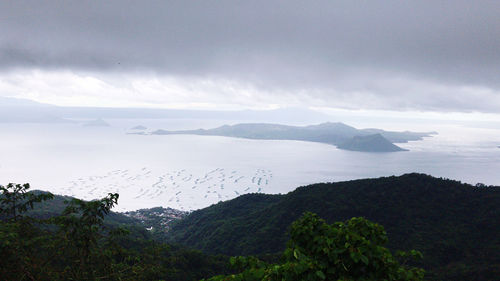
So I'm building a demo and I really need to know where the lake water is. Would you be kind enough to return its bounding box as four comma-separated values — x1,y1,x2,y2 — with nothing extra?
0,119,499,211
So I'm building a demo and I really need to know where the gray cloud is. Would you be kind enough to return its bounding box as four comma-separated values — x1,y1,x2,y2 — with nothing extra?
1,0,499,112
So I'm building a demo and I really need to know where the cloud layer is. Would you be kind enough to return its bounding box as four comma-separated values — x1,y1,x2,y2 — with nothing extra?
1,1,499,112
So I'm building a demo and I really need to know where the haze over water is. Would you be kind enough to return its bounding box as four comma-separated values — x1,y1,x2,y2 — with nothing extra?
1,118,498,212
1,1,499,213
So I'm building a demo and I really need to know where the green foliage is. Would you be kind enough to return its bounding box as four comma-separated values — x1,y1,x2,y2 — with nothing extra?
0,183,55,279
1,174,499,280
0,183,230,281
205,213,424,281
169,173,500,280
51,193,124,280
0,183,54,222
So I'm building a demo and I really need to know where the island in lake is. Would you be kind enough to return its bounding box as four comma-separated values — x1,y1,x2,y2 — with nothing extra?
151,122,436,152
131,125,147,130
337,134,407,152
82,118,110,127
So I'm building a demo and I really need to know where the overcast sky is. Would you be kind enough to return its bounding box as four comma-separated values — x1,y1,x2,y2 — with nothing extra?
1,0,499,113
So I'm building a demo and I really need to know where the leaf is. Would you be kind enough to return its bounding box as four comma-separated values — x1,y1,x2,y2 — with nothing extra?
350,251,360,262
360,254,369,265
316,270,326,279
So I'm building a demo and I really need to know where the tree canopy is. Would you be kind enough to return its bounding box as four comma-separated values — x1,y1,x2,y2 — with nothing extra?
206,212,424,281
0,183,229,280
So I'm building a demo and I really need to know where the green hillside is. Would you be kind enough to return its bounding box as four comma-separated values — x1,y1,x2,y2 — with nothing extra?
168,173,500,280
0,185,231,280
26,191,143,227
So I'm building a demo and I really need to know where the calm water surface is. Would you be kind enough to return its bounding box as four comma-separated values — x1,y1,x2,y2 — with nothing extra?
0,119,499,211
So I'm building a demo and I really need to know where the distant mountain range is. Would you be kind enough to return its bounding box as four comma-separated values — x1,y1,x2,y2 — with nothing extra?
152,122,436,152
0,96,436,152
0,96,331,124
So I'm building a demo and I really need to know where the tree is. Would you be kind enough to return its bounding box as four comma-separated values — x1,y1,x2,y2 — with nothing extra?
0,183,54,280
0,184,232,280
54,193,127,280
0,183,53,222
206,212,424,281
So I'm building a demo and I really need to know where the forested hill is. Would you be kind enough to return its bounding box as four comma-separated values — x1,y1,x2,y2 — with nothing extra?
0,186,232,280
26,192,188,235
168,173,500,280
26,191,141,226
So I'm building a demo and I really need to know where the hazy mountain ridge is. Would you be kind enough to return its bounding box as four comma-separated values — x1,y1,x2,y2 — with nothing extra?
337,133,407,152
83,118,110,127
131,125,148,130
152,122,435,152
0,97,73,123
0,97,331,123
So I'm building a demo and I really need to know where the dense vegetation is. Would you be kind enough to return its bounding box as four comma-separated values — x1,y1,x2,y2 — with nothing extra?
168,173,500,280
0,183,230,280
205,213,424,281
0,182,425,281
2,174,499,280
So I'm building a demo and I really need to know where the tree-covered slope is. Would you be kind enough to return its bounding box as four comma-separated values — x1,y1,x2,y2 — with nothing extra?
168,173,500,280
26,191,141,226
1,185,232,281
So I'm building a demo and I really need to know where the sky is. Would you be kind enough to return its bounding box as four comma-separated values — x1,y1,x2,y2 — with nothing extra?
1,1,500,114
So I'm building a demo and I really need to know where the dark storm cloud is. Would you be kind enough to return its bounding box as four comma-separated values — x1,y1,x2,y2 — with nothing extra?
1,0,499,111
